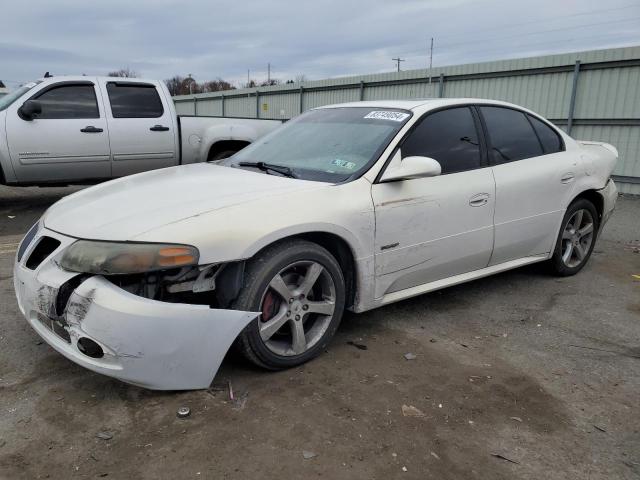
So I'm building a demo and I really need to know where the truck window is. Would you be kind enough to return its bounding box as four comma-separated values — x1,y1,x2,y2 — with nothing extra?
106,83,164,118
34,84,99,119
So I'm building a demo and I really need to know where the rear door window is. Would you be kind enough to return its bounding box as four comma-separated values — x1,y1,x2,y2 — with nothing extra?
106,83,164,118
34,84,99,119
528,114,563,154
480,106,543,164
400,107,482,175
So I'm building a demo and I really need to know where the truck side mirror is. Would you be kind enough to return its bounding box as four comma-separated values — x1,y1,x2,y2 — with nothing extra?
18,100,43,121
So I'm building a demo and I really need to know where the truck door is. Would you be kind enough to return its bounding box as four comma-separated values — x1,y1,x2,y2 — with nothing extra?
6,80,111,183
100,80,178,177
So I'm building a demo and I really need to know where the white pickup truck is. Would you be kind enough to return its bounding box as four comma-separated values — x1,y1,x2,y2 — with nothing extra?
0,76,282,186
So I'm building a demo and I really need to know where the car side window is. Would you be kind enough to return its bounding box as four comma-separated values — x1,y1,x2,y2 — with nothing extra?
33,84,99,119
480,106,543,164
106,83,164,118
527,114,563,154
400,107,481,175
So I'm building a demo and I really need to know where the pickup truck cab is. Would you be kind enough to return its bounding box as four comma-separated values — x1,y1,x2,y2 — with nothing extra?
0,76,282,186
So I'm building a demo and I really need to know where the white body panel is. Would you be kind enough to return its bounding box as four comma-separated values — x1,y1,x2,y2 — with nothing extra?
14,98,618,389
0,76,281,185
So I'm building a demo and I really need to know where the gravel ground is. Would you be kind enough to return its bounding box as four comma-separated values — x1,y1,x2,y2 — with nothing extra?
0,185,638,480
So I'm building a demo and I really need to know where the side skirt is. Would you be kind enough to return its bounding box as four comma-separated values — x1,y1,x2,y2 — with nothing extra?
378,254,549,307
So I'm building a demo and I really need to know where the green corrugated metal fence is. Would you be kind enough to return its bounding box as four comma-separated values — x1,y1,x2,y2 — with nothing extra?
174,46,640,194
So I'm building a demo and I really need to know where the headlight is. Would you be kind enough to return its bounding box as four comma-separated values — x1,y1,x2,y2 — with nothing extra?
59,240,199,275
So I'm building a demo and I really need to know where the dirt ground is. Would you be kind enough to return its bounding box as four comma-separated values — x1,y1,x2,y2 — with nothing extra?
0,185,638,480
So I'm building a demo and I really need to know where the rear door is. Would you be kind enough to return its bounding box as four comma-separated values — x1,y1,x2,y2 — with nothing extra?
371,106,496,299
478,105,575,265
6,80,111,183
99,80,178,177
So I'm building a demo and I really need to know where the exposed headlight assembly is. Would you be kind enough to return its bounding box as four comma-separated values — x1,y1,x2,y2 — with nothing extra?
59,240,199,275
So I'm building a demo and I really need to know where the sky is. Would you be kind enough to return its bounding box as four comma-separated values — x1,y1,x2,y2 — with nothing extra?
1,0,639,88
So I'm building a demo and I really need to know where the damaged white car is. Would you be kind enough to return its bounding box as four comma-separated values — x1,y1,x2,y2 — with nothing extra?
14,99,618,390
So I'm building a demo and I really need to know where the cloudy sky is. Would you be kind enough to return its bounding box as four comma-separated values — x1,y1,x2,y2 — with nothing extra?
1,0,639,88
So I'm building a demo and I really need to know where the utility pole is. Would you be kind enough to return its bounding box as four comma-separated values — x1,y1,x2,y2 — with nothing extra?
428,37,434,84
188,73,193,95
267,63,271,84
392,57,405,72
247,69,250,87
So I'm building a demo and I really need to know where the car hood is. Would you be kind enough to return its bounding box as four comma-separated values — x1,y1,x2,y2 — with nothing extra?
43,163,320,240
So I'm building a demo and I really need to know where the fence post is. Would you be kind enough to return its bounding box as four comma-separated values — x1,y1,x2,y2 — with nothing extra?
359,81,365,101
221,94,225,117
255,90,260,118
299,86,304,113
567,60,581,135
438,74,445,98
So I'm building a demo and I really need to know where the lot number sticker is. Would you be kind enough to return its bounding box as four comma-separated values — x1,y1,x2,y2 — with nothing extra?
364,111,410,122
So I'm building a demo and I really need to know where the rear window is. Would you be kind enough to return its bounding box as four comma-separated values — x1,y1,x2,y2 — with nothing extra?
480,106,543,164
106,83,164,118
528,115,563,154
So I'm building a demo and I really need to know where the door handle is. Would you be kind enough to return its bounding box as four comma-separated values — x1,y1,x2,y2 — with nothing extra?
150,125,170,132
80,126,103,133
469,193,490,207
561,172,575,184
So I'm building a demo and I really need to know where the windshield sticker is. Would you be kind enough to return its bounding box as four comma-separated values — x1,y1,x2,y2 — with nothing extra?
332,159,356,170
364,111,410,122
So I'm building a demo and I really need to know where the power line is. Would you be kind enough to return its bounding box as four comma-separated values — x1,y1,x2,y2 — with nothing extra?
432,3,640,41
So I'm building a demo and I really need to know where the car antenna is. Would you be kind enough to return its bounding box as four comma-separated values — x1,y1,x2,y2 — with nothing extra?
44,71,53,78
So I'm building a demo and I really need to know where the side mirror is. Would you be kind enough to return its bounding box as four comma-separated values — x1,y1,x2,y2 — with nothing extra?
380,155,442,182
18,100,43,121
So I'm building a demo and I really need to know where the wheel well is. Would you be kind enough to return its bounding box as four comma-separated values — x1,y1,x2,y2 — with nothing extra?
207,140,250,161
572,189,604,223
253,233,358,310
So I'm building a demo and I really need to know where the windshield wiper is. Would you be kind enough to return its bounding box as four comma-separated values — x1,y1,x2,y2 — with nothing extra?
237,161,298,178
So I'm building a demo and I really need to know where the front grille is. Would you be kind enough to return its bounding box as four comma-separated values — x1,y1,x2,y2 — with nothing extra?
25,236,61,270
17,223,39,262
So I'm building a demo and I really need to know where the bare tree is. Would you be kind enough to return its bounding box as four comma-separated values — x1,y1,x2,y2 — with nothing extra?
260,79,281,87
201,78,236,92
108,67,139,78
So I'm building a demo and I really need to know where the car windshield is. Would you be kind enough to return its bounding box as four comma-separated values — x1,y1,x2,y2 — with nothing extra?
221,107,412,182
0,81,42,112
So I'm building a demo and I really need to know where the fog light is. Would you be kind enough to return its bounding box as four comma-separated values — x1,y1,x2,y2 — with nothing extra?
77,337,104,358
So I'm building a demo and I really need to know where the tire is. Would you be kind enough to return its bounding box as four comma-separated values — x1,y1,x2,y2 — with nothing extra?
549,198,599,276
233,239,346,370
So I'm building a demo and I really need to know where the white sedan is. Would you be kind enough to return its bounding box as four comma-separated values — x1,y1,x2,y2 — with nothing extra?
13,99,618,390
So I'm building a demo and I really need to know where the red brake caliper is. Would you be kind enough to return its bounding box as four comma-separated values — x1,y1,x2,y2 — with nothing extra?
261,290,279,322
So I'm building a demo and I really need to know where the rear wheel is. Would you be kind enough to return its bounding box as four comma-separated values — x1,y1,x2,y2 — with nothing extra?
234,239,346,370
550,199,599,276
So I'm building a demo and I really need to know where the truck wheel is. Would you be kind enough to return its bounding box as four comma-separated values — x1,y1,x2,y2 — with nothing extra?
233,239,346,370
549,199,599,276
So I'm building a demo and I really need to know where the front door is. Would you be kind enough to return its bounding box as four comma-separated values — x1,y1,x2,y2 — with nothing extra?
7,80,111,183
372,106,496,300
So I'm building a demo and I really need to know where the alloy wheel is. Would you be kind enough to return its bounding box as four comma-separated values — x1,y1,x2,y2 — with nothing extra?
259,261,336,356
561,209,595,268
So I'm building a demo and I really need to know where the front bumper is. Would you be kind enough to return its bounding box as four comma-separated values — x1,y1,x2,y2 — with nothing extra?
13,227,258,390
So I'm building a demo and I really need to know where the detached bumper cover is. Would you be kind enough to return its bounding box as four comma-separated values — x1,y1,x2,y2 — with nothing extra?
14,228,258,390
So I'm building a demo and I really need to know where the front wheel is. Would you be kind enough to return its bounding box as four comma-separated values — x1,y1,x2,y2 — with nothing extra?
549,198,599,276
233,239,346,370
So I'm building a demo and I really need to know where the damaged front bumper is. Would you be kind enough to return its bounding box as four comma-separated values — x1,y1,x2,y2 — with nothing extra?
13,227,258,390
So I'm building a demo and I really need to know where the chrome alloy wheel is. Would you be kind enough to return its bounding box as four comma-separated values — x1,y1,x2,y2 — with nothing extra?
259,261,336,356
561,209,595,268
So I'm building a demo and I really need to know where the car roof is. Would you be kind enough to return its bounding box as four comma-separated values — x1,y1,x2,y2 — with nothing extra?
315,98,530,112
